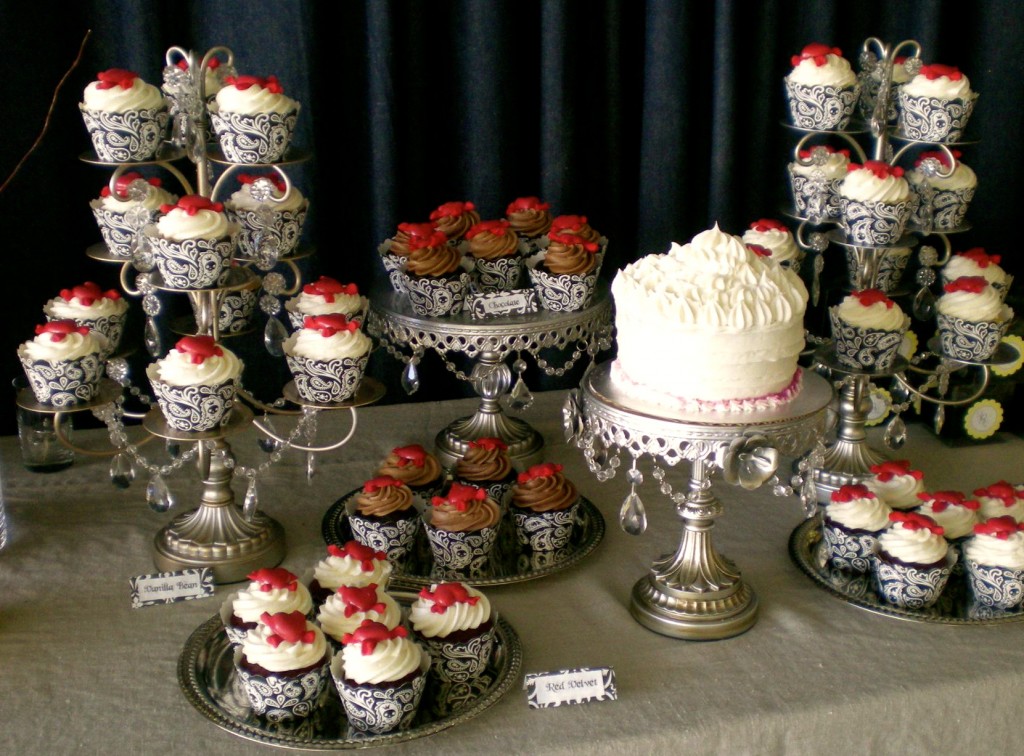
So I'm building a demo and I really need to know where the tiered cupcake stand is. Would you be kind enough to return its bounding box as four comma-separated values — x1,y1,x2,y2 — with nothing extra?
785,38,1020,622
368,283,612,467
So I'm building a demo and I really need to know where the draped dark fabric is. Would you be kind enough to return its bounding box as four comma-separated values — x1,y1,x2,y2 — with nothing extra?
2,1,1022,433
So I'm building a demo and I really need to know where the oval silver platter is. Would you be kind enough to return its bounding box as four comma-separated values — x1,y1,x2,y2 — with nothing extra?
322,490,605,588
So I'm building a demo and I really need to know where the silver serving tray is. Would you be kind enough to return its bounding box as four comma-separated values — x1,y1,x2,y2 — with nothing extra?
789,518,1024,625
321,492,605,588
178,602,522,750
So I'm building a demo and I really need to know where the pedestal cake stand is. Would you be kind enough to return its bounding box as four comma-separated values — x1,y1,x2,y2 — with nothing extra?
368,285,612,468
572,363,832,640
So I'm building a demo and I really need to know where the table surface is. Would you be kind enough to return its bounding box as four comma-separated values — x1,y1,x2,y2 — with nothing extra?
3,389,1023,755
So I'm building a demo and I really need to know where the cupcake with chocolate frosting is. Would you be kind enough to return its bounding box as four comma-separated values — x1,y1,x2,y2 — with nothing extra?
347,476,420,562
466,219,525,292
510,462,580,551
375,443,444,505
424,483,502,574
454,437,517,503
401,227,472,316
429,200,480,241
505,196,553,246
527,215,605,312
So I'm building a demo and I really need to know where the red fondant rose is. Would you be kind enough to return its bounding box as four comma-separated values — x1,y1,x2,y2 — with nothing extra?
392,444,427,467
160,194,223,216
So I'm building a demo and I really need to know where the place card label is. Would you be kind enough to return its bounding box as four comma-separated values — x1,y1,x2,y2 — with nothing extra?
468,289,539,319
130,568,214,608
524,667,617,708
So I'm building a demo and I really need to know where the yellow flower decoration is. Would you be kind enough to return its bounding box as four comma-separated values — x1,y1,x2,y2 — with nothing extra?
898,330,918,361
991,335,1024,378
865,387,892,427
964,399,1003,440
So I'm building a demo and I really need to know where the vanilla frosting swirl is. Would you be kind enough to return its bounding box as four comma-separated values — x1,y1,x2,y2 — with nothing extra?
284,326,372,361
877,522,949,565
317,588,401,639
241,620,328,673
937,286,1009,322
944,255,1008,286
153,344,242,387
232,581,313,624
787,53,857,88
83,76,165,112
742,227,800,264
45,295,128,321
512,472,578,513
22,330,103,362
825,495,891,532
156,207,232,241
313,552,392,592
409,583,491,638
965,531,1024,570
456,446,513,483
903,71,973,100
840,168,910,203
836,294,907,331
977,496,1024,524
286,291,364,319
215,82,298,115
866,475,924,510
915,501,977,540
429,497,501,532
341,635,423,684
355,484,415,518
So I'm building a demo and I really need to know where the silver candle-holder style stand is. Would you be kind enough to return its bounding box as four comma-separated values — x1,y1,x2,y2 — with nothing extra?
368,285,612,468
569,364,832,640
786,37,1017,500
47,45,380,583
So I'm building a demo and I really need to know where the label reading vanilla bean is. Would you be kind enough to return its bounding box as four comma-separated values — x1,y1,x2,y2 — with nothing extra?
129,568,214,608
524,667,617,708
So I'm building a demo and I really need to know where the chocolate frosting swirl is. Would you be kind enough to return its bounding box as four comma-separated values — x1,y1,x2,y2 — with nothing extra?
469,230,519,260
434,210,480,240
377,451,442,487
456,445,514,482
512,471,578,513
430,498,501,532
507,209,552,238
355,484,415,517
405,244,463,277
544,242,598,275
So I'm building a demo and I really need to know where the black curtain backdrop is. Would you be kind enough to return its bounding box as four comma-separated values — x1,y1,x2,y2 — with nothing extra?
1,1,1022,433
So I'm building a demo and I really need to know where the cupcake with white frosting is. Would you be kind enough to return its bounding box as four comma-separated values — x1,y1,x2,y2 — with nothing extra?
220,567,314,645
942,249,1011,301
317,583,402,647
146,195,238,289
146,336,242,431
80,68,168,161
788,145,850,221
409,582,495,682
742,219,802,270
308,541,392,606
974,481,1024,524
936,276,1014,361
90,172,176,258
963,517,1024,611
821,484,891,573
866,460,925,510
906,150,976,230
784,43,859,130
839,161,912,245
44,282,128,359
283,314,372,403
830,288,909,371
18,321,107,407
914,491,979,543
874,511,954,610
210,74,300,163
284,277,366,330
225,173,308,260
897,63,978,142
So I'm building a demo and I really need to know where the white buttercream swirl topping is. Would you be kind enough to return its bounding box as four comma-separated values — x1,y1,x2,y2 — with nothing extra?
878,520,949,565
83,72,164,112
965,531,1024,570
215,77,298,115
937,279,1010,322
152,343,242,387
836,290,908,331
317,586,402,640
840,164,910,203
22,324,104,362
340,632,423,685
284,320,372,361
788,53,857,88
409,583,491,639
241,618,328,673
826,494,891,532
233,581,313,624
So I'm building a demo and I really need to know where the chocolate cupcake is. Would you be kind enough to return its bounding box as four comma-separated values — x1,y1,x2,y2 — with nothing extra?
510,462,580,551
466,219,525,292
527,221,603,312
505,196,553,250
375,444,444,505
401,227,471,316
424,483,502,574
429,200,480,242
454,437,517,504
346,476,420,562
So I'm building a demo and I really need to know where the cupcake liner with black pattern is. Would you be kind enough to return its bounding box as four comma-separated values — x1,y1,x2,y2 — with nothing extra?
784,80,859,131
936,313,1009,362
218,286,259,335
148,228,238,289
525,250,604,313
345,495,421,562
209,107,300,164
820,517,881,574
423,521,499,574
146,364,238,432
896,91,979,143
909,185,974,231
18,346,106,407
331,651,429,735
512,499,580,552
789,169,843,222
842,247,911,294
471,254,524,293
829,308,907,372
839,197,911,246
376,240,408,294
873,548,956,610
416,623,496,683
79,105,170,162
402,271,472,317
227,203,308,260
90,201,162,258
964,559,1024,611
234,648,330,722
285,352,369,404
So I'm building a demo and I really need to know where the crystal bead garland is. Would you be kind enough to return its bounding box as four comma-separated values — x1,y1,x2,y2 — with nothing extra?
508,353,534,411
619,458,647,536
258,413,283,453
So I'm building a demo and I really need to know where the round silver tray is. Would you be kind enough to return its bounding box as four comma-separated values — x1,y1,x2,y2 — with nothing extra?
178,601,522,750
789,517,1024,625
322,491,605,588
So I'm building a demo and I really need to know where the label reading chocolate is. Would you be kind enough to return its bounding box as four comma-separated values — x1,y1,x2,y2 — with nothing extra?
523,667,617,708
129,568,214,608
468,289,539,319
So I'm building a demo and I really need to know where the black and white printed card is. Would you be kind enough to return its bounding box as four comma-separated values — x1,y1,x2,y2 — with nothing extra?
524,667,617,708
129,568,214,608
468,288,539,319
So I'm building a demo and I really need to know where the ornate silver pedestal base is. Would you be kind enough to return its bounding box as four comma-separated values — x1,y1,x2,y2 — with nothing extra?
575,364,831,640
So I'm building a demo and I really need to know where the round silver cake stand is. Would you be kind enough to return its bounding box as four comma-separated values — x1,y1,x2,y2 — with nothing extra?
574,363,832,640
368,285,612,468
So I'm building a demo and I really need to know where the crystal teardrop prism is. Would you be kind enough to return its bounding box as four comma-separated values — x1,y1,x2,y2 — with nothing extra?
258,414,283,453
508,375,534,411
243,478,259,521
165,440,181,458
934,405,945,435
264,315,288,357
401,361,420,395
619,490,647,536
912,287,937,321
144,318,161,357
801,476,818,517
146,474,173,513
110,453,135,489
812,254,824,307
306,452,317,483
884,414,908,450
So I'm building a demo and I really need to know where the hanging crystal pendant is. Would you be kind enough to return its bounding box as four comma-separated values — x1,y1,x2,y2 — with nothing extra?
508,356,534,411
263,315,288,357
800,475,818,517
146,474,173,513
258,414,283,453
243,478,259,522
912,287,936,320
883,414,908,450
110,453,135,489
165,440,181,458
934,405,945,435
812,253,824,307
401,361,420,395
144,318,161,357
306,451,317,483
619,462,647,535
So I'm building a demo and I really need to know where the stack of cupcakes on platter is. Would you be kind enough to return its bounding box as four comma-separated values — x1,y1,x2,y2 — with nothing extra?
90,172,176,259
283,313,372,404
829,288,910,371
896,63,978,143
146,335,243,432
43,282,128,360
935,276,1014,362
80,68,169,162
784,44,859,131
209,74,300,164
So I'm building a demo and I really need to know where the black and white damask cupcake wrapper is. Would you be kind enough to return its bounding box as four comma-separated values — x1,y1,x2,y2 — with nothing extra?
347,508,420,563
873,549,956,610
209,107,300,164
964,560,1024,611
147,366,238,432
784,81,860,131
423,522,499,573
512,500,580,552
839,197,911,246
148,230,237,289
217,287,258,334
829,308,907,372
18,348,106,407
331,653,428,735
471,254,524,293
228,204,308,260
417,624,496,683
788,170,843,222
234,649,330,722
936,313,1009,362
820,519,880,574
90,202,159,258
403,272,472,317
842,248,911,294
525,251,603,313
896,91,978,143
377,240,408,294
285,352,369,404
909,185,974,231
79,105,170,162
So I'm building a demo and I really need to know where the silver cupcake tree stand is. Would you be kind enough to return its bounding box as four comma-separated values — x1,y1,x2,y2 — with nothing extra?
786,37,1018,500
42,45,384,583
368,285,612,468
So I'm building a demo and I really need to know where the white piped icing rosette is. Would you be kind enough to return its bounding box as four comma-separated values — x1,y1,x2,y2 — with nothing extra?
283,313,372,404
914,491,979,542
830,288,909,371
974,481,1024,524
146,336,242,432
221,567,313,645
897,63,978,142
784,43,859,130
226,173,308,260
866,460,925,510
44,282,128,358
943,249,1010,296
936,276,1014,361
18,320,107,406
839,161,911,245
309,541,393,605
80,69,168,162
410,582,495,683
210,74,300,163
284,276,366,329
742,219,801,267
317,583,402,644
874,511,954,610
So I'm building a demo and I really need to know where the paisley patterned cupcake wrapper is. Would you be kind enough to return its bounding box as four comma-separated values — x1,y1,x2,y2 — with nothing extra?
18,348,106,408
331,651,429,734
842,247,911,294
423,522,499,573
148,230,237,290
233,648,330,722
525,251,604,313
417,623,496,683
347,508,420,563
784,80,860,131
873,548,956,610
79,105,170,162
511,500,580,552
43,308,127,360
935,313,1009,362
147,365,238,432
471,253,525,293
829,308,907,372
209,107,300,164
788,170,843,222
909,185,975,231
964,560,1024,611
285,353,369,404
839,197,911,246
403,271,472,317
896,90,978,143
820,519,880,575
227,204,308,260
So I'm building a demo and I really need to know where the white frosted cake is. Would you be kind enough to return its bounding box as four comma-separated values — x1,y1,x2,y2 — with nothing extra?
611,224,808,411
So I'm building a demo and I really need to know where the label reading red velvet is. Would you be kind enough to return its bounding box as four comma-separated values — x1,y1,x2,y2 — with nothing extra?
524,667,617,708
129,568,214,608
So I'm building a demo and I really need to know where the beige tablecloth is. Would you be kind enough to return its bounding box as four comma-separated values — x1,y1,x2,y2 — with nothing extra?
2,390,1023,755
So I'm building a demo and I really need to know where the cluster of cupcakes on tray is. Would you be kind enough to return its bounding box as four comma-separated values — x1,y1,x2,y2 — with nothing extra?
820,464,1024,613
222,557,499,732
379,198,606,314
